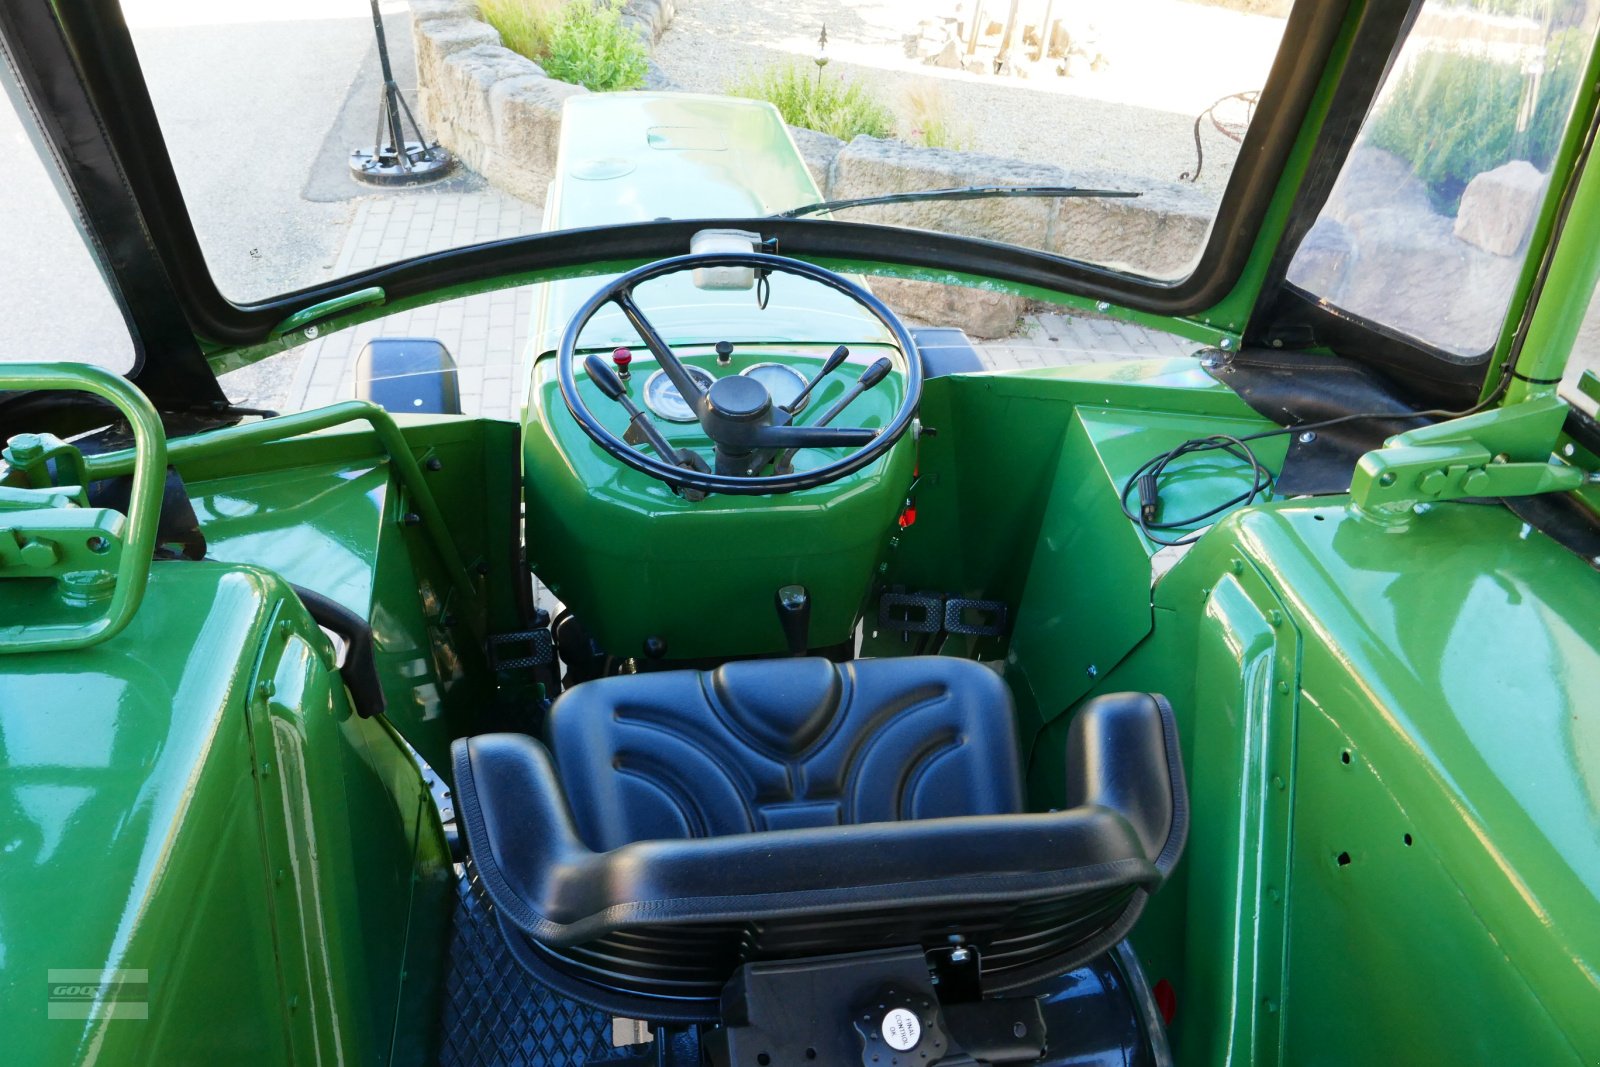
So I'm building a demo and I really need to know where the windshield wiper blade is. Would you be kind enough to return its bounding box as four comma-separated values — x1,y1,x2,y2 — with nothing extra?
775,184,1141,219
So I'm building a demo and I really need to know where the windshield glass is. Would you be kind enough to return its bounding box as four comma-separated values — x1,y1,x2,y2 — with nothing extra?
119,0,1294,307
1287,0,1600,359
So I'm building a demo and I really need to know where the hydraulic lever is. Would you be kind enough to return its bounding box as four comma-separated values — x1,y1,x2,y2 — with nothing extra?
775,357,892,474
785,345,850,413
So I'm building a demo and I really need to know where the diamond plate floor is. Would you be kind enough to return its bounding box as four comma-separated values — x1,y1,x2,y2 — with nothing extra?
439,865,614,1067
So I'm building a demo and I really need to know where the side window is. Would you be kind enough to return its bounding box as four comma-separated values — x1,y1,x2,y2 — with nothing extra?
1563,278,1600,404
1287,0,1598,359
0,84,135,370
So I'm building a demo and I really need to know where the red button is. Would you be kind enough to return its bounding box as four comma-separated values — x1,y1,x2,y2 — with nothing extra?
612,347,633,369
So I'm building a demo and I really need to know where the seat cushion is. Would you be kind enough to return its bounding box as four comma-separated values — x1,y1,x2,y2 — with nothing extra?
452,662,1187,1020
548,656,1023,850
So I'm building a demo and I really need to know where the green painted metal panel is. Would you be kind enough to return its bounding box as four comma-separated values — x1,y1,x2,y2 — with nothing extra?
0,559,454,1065
1007,405,1286,732
1030,495,1600,1062
523,346,913,659
1,565,305,1065
153,417,520,769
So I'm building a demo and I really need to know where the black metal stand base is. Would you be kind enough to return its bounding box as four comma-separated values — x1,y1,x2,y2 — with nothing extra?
350,140,454,186
349,0,455,188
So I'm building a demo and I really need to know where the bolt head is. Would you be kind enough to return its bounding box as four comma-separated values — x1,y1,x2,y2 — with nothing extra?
18,538,59,568
5,432,45,462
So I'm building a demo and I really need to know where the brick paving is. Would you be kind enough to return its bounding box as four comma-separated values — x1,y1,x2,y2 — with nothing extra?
288,193,1201,419
287,192,544,421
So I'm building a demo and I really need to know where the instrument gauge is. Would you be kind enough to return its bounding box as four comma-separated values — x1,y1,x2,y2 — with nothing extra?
641,366,716,422
741,362,811,412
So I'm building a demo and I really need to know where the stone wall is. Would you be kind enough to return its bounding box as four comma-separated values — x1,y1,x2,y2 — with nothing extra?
408,0,1215,337
409,0,674,204
799,135,1212,333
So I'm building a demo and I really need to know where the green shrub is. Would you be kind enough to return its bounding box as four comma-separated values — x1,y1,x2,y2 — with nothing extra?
729,64,895,142
901,83,970,150
542,0,649,92
478,0,563,64
1368,30,1584,213
480,0,648,93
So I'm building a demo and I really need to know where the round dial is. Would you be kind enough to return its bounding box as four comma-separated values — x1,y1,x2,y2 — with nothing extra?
642,366,716,422
741,362,811,412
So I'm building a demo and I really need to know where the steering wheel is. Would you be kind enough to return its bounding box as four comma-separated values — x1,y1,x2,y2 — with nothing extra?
556,252,922,496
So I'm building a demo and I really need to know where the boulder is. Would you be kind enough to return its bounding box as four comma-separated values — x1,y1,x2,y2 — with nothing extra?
621,0,677,44
868,277,1030,339
490,73,588,203
786,126,845,193
1290,202,1521,356
1321,146,1432,227
831,138,1062,250
413,16,501,123
1454,159,1545,257
1284,218,1354,297
427,43,540,176
1052,191,1211,279
826,137,1212,327
925,40,963,69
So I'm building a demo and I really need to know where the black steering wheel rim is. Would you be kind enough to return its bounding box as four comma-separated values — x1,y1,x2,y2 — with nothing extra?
556,252,922,495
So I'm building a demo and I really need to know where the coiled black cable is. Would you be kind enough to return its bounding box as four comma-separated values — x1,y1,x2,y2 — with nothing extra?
1119,362,1516,546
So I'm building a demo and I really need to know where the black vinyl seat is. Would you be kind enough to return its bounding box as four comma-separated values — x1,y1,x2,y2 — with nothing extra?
453,656,1186,1021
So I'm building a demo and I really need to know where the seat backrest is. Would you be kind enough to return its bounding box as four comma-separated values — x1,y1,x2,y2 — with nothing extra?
548,656,1023,850
453,662,1186,1022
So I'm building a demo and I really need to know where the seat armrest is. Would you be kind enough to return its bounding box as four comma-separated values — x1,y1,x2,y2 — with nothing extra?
1065,692,1188,873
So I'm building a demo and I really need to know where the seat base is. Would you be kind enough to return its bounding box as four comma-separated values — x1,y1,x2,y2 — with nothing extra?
439,864,1171,1067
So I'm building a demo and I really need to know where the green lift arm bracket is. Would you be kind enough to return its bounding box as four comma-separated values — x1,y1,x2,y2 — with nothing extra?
1350,395,1591,515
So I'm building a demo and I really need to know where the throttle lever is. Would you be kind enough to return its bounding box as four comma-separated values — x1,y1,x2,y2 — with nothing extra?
785,345,850,413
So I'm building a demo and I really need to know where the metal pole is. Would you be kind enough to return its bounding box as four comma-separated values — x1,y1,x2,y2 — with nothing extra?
997,0,1022,64
965,0,987,56
1038,0,1056,61
350,0,453,185
370,0,409,167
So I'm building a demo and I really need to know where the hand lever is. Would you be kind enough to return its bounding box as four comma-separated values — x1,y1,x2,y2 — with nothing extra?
775,584,810,656
809,357,892,426
584,354,685,463
774,357,893,473
784,345,850,413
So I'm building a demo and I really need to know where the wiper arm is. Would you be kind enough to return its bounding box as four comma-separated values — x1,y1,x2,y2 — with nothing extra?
775,185,1140,219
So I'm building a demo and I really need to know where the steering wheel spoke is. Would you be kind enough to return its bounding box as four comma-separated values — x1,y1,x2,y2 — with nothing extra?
751,424,877,449
613,290,706,412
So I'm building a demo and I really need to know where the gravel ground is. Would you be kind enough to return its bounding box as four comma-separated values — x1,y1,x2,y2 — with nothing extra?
651,0,1287,199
